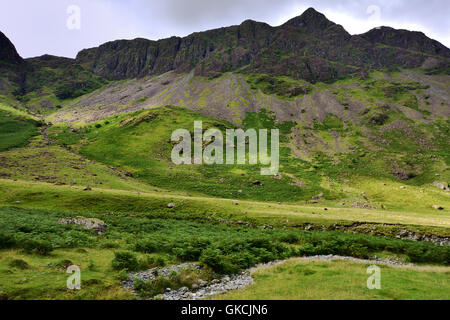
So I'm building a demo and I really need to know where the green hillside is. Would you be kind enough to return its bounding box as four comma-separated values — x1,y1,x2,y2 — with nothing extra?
0,7,449,301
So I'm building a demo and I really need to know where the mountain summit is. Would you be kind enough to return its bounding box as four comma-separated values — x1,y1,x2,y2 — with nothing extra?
73,8,449,82
0,7,449,103
282,7,335,31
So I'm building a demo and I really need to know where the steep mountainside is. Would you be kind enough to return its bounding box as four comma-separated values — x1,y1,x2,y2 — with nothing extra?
75,8,450,83
0,34,106,114
0,31,23,66
1,8,449,115
0,31,25,100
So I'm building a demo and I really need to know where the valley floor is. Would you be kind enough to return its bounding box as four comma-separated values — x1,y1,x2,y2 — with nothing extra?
217,258,450,300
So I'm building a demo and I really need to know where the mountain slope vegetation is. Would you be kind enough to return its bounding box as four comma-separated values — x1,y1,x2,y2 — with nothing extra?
0,7,448,300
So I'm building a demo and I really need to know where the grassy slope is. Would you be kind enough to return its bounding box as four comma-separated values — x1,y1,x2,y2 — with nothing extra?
0,179,448,230
0,69,448,300
217,259,450,300
1,103,449,229
0,143,157,192
78,106,320,203
70,106,449,210
0,108,39,152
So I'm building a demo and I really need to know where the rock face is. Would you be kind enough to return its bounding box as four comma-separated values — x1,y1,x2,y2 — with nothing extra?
1,8,450,106
75,8,450,83
0,31,23,65
361,27,450,58
58,217,107,235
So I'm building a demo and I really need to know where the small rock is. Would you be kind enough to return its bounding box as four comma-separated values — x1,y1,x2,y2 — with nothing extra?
167,203,176,209
232,201,239,206
273,174,282,180
400,186,406,189
433,182,448,190
432,205,444,210
84,187,92,191
253,180,263,186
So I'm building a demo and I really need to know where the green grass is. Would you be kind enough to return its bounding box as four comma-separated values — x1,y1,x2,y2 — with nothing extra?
217,259,450,300
78,106,321,202
0,205,448,299
0,110,39,152
1,178,448,230
0,248,134,300
245,74,312,99
0,142,156,192
0,69,448,300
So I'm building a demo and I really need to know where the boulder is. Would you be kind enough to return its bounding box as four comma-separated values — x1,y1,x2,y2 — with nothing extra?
58,217,107,235
433,181,448,190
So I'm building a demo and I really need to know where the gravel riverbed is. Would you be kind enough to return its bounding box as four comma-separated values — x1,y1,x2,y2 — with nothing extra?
123,255,410,300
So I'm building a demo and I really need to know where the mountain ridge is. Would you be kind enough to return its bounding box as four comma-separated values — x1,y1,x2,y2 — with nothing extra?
73,7,450,82
0,7,449,110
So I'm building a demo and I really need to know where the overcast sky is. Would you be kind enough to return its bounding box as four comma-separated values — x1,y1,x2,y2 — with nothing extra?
0,0,449,58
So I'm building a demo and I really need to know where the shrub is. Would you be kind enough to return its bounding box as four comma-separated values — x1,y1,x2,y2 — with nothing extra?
117,269,129,281
0,233,16,249
111,251,139,271
155,257,167,267
134,239,160,254
53,260,73,269
101,241,120,249
8,259,30,270
200,248,230,274
348,244,370,259
172,245,203,261
134,276,173,298
22,239,53,255
297,243,316,256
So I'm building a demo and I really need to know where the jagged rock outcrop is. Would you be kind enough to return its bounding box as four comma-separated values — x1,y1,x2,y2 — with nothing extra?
361,27,450,58
1,8,449,102
74,8,450,83
0,31,23,66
